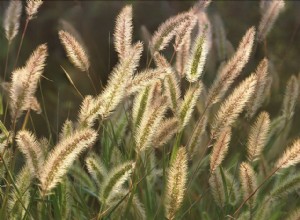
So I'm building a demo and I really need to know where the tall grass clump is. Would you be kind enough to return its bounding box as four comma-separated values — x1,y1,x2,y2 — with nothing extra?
0,1,299,219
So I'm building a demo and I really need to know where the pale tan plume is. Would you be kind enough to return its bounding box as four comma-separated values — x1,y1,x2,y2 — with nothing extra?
247,112,270,162
3,0,22,43
276,139,300,169
59,30,90,72
246,58,269,118
239,162,257,208
211,74,257,138
26,0,43,20
206,27,256,107
165,147,188,220
10,44,48,120
114,5,133,60
151,11,192,53
257,0,285,42
210,127,231,173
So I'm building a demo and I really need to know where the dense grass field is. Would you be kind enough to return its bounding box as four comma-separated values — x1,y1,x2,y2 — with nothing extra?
0,0,300,219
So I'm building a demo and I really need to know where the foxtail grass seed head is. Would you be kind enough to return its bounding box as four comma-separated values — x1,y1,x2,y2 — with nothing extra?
85,153,107,187
286,208,300,220
3,0,22,43
176,34,191,78
151,12,192,53
282,75,299,120
239,162,257,208
135,98,167,151
153,52,172,69
39,128,97,195
165,147,188,220
211,74,257,138
247,112,270,162
153,117,179,148
100,161,135,204
185,29,209,82
257,0,285,42
164,73,181,112
210,127,231,173
246,58,269,118
276,139,300,169
206,27,256,106
269,174,300,200
26,0,43,20
10,44,48,120
174,15,197,52
209,169,225,208
99,42,143,118
178,83,202,130
114,5,133,60
59,30,90,72
16,130,44,176
126,68,166,95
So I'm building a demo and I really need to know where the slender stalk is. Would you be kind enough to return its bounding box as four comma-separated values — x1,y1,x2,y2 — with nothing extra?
232,166,280,218
14,18,29,69
4,42,11,80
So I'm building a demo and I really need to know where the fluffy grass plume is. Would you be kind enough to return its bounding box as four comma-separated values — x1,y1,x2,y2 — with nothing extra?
165,147,188,220
164,73,181,112
187,115,207,157
16,130,44,176
151,11,192,53
185,29,209,82
9,44,48,121
206,27,255,106
282,75,299,119
276,139,300,169
100,161,135,204
209,169,225,208
3,0,22,43
247,112,270,162
211,74,257,138
178,83,202,130
39,128,97,195
210,127,231,173
85,153,107,187
26,0,43,20
239,162,257,209
174,14,197,52
153,117,179,148
257,0,285,42
246,58,269,118
114,5,133,60
135,97,167,151
126,68,166,95
59,30,90,72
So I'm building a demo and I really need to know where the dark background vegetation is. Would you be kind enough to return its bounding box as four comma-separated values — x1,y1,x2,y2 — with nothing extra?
0,1,299,140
